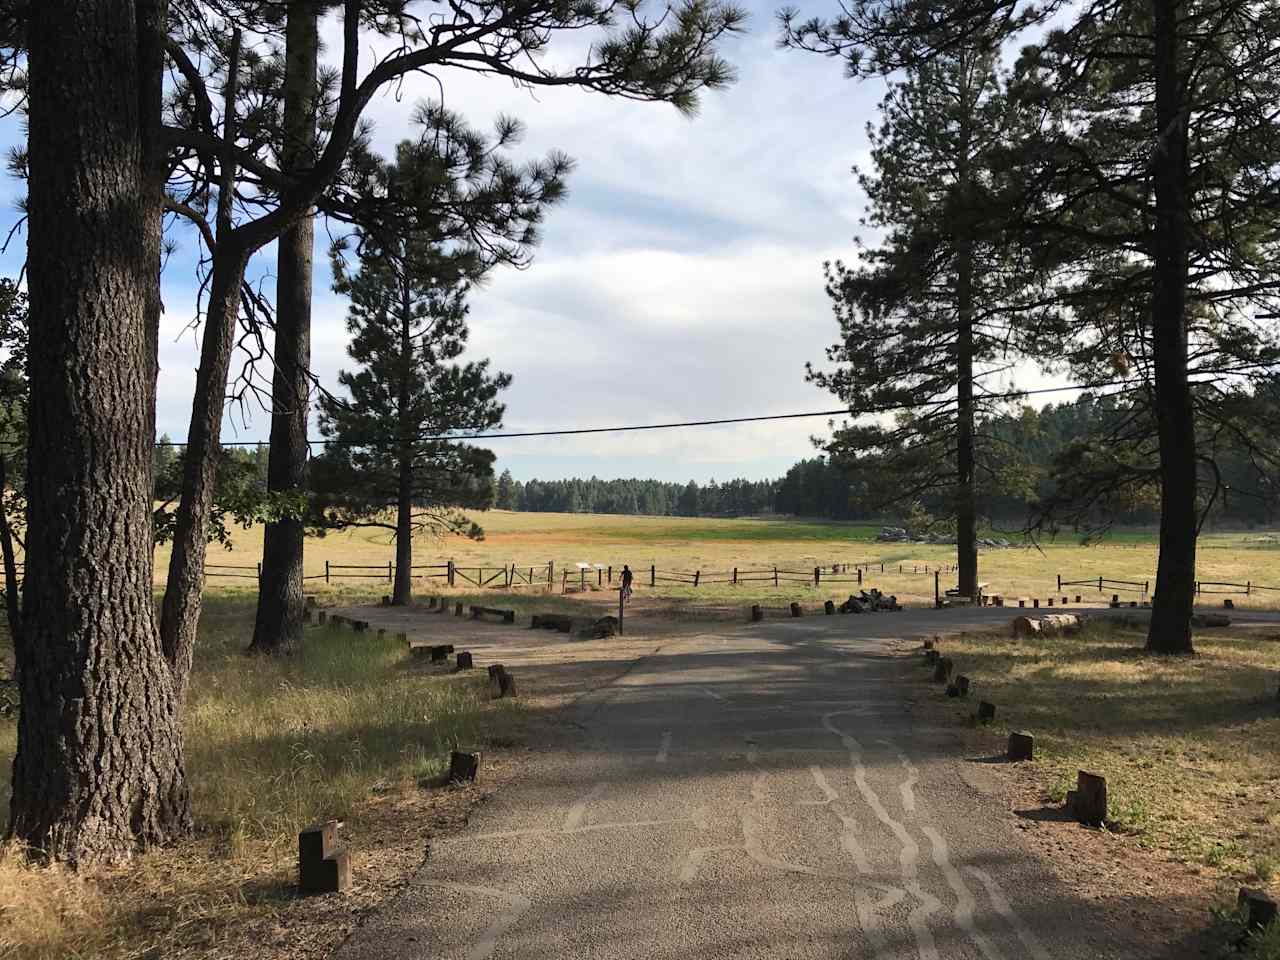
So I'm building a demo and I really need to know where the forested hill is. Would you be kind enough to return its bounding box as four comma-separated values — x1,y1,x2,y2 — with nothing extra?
497,397,1276,525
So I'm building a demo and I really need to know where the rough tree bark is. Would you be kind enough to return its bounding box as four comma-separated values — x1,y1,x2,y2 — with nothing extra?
393,263,415,606
954,85,978,600
1146,0,1196,655
12,0,192,862
252,1,319,654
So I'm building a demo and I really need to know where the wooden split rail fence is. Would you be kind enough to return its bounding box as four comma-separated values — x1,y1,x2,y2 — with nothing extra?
1058,573,1280,599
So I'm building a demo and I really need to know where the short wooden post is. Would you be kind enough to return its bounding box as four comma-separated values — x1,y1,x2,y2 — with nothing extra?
449,750,481,783
814,566,821,587
650,564,656,587
1239,888,1279,932
955,675,970,697
498,672,518,698
789,602,802,617
387,561,393,583
298,820,351,894
733,567,738,585
824,600,835,615
608,565,613,584
1033,598,1040,608
977,701,996,723
1073,771,1107,825
598,567,603,587
456,651,473,670
1007,732,1034,762
932,657,953,683
455,601,463,616
448,560,455,587
750,604,763,622
317,611,327,625
858,568,863,586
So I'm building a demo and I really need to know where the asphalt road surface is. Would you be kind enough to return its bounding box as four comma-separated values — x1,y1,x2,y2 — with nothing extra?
337,606,1276,959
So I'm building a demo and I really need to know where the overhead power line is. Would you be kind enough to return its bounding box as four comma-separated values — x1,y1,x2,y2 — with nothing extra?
161,377,1166,447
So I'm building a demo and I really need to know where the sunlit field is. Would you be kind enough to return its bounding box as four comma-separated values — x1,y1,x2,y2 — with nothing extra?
171,510,1280,610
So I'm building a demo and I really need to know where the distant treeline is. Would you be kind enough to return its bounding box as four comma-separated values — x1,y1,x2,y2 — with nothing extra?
497,397,1277,526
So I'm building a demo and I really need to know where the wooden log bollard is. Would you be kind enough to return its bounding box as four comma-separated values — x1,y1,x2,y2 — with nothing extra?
317,611,327,625
1225,598,1235,609
306,595,318,608
427,597,438,610
1007,731,1035,762
1238,888,1278,932
1073,771,1108,826
923,638,935,650
932,657,953,684
789,602,802,617
751,604,763,622
430,645,448,663
924,648,940,663
455,602,464,616
824,600,835,615
298,820,352,895
448,750,481,784
456,651,474,670
381,595,391,606
977,701,996,724
1075,595,1082,603
1018,599,1026,608
498,672,518,698
488,664,506,696
955,675,971,697
303,608,313,624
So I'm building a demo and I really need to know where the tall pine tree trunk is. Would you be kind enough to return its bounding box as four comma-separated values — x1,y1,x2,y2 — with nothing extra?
13,0,192,862
393,283,414,606
955,231,978,598
160,245,250,698
253,2,319,654
1146,0,1196,655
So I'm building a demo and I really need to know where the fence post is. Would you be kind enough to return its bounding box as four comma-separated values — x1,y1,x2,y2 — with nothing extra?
651,564,655,587
935,570,940,607
774,566,778,587
1248,580,1252,596
325,560,330,584
548,560,553,586
694,570,701,587
733,567,738,585
1057,573,1062,592
448,560,455,587
881,562,884,573
580,567,586,591
598,567,603,587
1145,580,1149,598
608,565,613,585
388,561,393,584
814,566,820,587
1098,576,1103,592
858,568,862,587
257,562,262,580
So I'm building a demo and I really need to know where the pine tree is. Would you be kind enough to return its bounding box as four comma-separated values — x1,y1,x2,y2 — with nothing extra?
313,237,509,606
808,40,1042,596
496,469,517,510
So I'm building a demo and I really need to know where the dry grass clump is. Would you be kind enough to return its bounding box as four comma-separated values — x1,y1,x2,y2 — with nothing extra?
0,596,521,959
929,621,1280,883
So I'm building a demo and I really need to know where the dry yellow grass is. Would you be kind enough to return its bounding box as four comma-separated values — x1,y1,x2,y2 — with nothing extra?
179,510,1280,610
0,597,523,960
921,620,1280,888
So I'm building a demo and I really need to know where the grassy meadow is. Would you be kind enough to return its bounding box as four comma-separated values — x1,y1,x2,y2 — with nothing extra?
173,510,1280,610
920,619,1280,900
0,599,523,959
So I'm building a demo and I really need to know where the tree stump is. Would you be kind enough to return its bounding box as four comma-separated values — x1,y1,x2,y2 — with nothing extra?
456,651,473,670
977,701,996,724
750,605,763,622
955,675,971,697
1073,771,1107,825
824,600,835,615
499,672,518,698
932,657,953,683
789,602,802,617
1238,888,1278,931
298,820,352,895
449,750,481,784
1007,731,1034,762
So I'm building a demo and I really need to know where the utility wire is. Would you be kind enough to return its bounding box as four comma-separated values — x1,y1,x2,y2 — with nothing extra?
155,377,1166,447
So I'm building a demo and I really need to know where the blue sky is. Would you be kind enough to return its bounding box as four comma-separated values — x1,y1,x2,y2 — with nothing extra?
0,5,903,484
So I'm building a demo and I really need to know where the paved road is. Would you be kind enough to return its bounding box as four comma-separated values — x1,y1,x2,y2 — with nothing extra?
336,606,1275,959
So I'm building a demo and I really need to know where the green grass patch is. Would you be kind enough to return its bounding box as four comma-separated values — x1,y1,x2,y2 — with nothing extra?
928,621,1280,879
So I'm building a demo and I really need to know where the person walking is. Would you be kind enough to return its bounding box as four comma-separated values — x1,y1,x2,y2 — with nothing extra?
620,564,634,601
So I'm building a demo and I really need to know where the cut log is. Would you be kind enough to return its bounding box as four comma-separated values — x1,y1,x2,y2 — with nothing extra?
750,604,763,622
1225,598,1235,609
471,605,516,624
498,672,518,698
1012,614,1084,638
1007,731,1034,762
456,651,473,670
448,750,481,784
1073,771,1107,826
789,602,802,617
1190,613,1230,628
